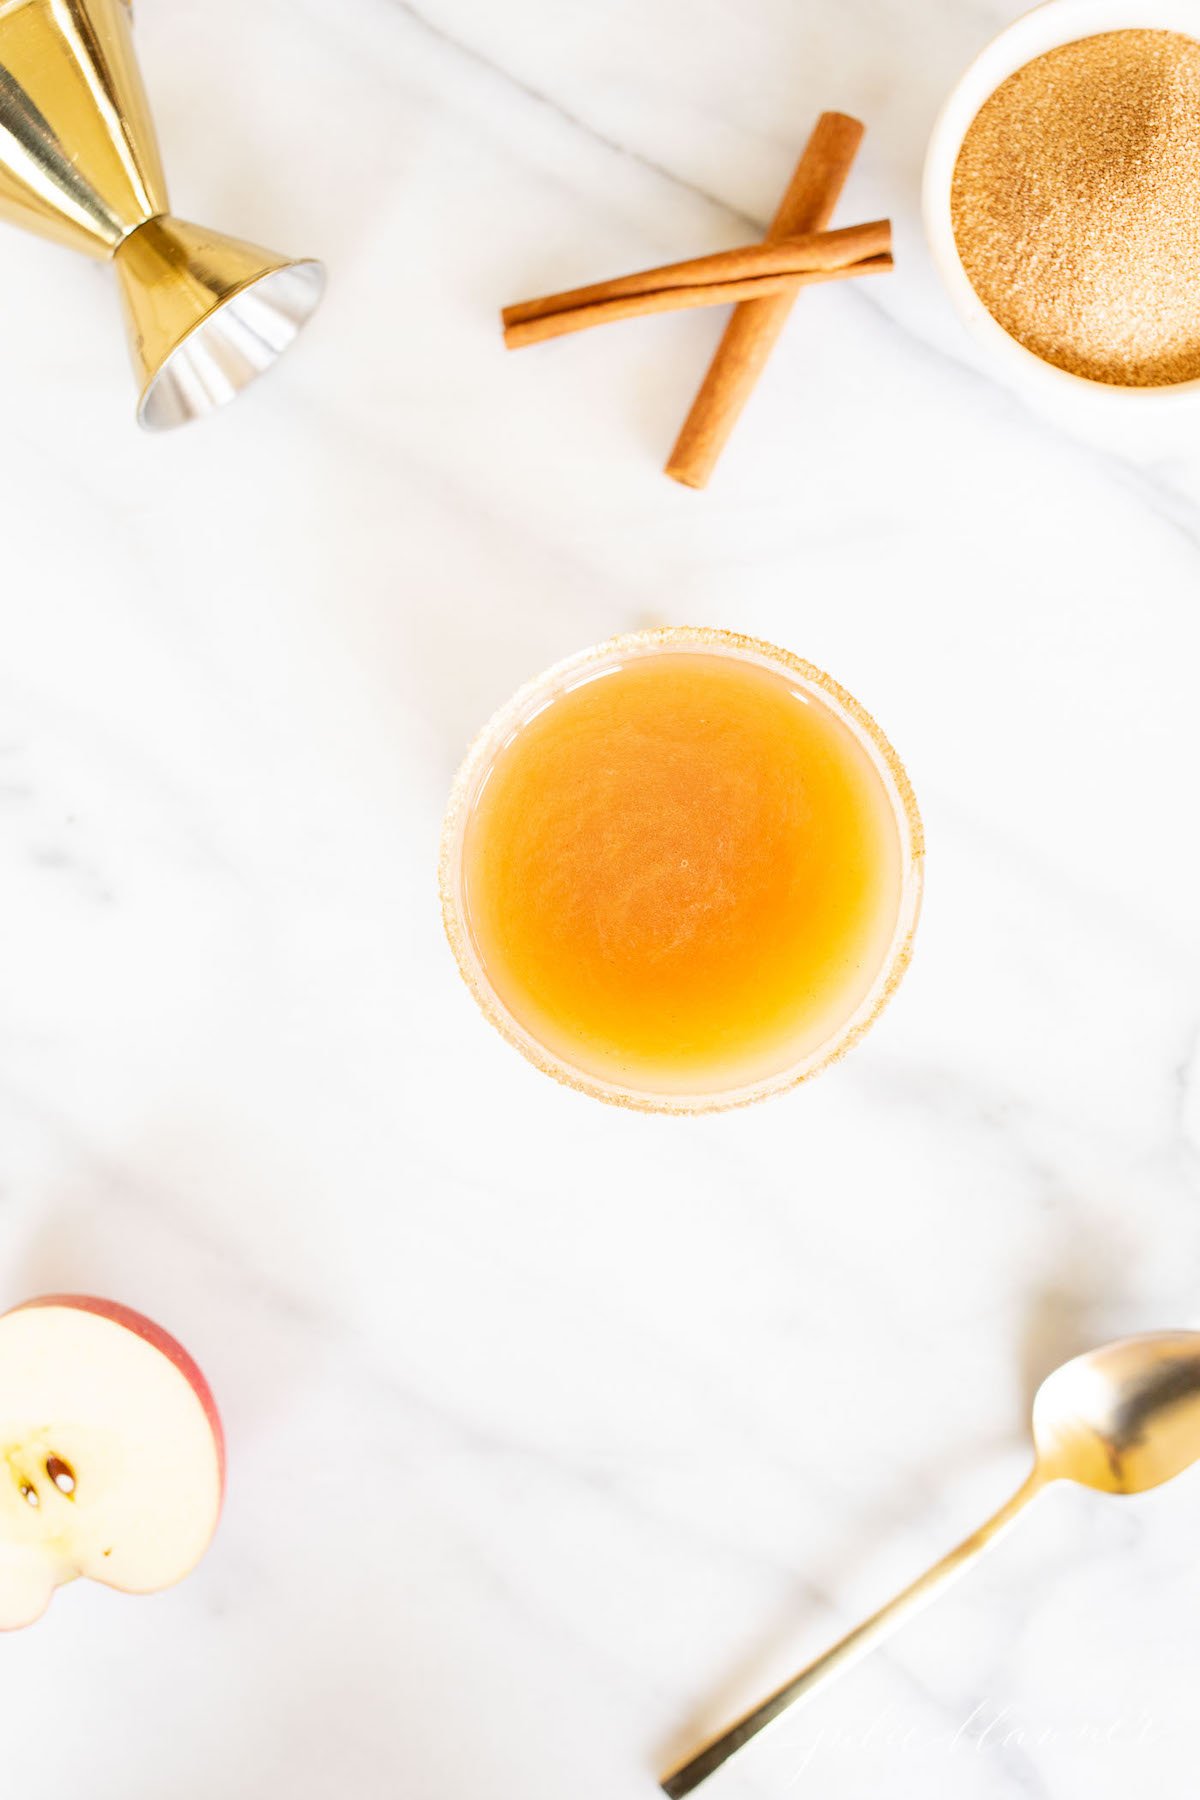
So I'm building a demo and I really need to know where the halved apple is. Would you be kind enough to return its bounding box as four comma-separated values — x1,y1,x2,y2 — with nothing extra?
0,1296,225,1629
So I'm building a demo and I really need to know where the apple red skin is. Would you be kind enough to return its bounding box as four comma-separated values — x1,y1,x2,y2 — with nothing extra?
14,1295,227,1502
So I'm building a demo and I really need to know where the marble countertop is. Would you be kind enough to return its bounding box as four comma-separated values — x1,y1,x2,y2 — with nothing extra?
3,0,1199,1795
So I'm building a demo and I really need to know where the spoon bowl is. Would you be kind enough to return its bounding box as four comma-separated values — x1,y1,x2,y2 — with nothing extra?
1033,1331,1200,1494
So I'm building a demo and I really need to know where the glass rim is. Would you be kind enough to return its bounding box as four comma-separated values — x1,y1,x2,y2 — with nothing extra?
439,626,925,1116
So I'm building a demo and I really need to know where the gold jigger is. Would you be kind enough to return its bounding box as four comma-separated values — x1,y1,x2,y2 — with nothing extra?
0,0,324,427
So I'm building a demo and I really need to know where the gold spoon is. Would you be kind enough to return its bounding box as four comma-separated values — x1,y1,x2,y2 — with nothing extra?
662,1330,1200,1798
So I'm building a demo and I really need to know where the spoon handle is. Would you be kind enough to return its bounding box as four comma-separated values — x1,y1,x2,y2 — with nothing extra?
660,1467,1046,1798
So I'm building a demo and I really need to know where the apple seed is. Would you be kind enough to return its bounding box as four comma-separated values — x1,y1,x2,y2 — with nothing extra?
46,1456,75,1496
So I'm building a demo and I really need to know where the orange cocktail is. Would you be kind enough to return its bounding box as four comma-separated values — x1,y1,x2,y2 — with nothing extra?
441,629,922,1112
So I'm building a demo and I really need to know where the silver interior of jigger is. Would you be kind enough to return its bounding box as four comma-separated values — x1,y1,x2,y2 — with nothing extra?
138,261,326,431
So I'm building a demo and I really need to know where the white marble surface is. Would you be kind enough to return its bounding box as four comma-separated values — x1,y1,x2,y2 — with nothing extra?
2,0,1200,1794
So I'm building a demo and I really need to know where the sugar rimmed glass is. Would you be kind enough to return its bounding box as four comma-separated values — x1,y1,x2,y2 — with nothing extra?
439,627,924,1114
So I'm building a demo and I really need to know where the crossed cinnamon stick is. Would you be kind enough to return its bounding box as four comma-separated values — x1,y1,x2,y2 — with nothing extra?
501,113,879,487
502,218,890,348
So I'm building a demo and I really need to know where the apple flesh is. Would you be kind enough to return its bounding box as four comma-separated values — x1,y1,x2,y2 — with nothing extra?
0,1296,224,1629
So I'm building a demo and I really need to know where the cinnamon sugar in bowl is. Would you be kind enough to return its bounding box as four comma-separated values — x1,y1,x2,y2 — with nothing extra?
925,0,1200,420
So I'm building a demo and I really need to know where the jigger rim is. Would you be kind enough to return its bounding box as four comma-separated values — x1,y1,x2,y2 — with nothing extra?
134,256,327,432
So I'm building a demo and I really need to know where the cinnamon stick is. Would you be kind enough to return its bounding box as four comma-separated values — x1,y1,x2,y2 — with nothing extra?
503,219,891,342
666,111,866,489
503,257,890,349
504,250,890,349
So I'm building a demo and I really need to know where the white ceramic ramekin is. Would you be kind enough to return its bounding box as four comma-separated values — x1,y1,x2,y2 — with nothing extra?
924,0,1200,428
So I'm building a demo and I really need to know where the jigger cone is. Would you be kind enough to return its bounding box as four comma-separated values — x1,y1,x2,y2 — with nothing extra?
0,0,324,427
